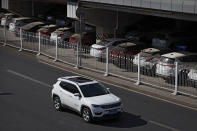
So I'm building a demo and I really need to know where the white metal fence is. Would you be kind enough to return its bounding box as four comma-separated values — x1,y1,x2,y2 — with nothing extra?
1,27,196,98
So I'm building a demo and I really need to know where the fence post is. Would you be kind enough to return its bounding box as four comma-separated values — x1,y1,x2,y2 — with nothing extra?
173,62,178,95
37,32,41,55
104,47,109,76
54,36,58,61
3,24,6,46
135,53,141,85
19,28,22,52
75,42,79,69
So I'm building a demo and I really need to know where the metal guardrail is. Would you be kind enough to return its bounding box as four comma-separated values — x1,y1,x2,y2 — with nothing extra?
1,27,196,98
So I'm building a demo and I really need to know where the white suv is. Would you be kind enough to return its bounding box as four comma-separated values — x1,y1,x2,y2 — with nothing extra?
51,76,122,122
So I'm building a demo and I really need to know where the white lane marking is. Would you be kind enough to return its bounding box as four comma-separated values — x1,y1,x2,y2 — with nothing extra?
39,61,197,111
149,121,180,131
7,69,51,88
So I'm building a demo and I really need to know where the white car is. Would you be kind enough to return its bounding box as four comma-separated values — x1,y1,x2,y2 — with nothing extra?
90,38,127,58
133,48,166,69
188,69,197,81
50,27,73,42
9,17,30,32
1,13,15,26
52,76,122,122
156,52,197,77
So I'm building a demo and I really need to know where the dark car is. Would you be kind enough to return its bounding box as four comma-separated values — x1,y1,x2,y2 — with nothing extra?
69,31,96,46
110,41,146,68
21,21,46,33
37,24,59,36
14,18,38,36
1,13,19,27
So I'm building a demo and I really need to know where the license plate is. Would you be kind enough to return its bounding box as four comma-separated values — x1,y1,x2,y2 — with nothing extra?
108,109,117,114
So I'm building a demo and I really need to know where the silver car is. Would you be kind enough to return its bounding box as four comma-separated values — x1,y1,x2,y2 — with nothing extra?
156,52,197,77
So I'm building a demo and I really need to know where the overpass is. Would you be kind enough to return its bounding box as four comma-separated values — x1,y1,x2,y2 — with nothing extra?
80,0,197,21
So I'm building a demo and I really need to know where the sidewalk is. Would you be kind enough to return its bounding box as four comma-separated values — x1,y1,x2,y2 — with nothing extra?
37,54,197,110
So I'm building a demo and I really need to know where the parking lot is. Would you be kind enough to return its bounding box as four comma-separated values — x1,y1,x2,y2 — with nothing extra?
0,26,197,97
0,7,197,98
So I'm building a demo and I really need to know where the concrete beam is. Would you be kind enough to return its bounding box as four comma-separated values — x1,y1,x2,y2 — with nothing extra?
79,1,197,22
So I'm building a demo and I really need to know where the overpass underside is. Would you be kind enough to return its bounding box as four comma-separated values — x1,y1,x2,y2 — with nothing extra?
80,1,197,22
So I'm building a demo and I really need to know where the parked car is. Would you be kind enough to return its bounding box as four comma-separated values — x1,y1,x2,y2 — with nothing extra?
133,48,171,69
52,76,122,122
152,31,196,50
9,17,31,32
37,24,58,36
14,18,38,35
21,21,46,33
90,38,127,58
188,67,197,82
69,32,96,47
0,12,7,20
125,30,153,43
50,27,74,41
1,13,19,26
110,41,145,60
156,52,197,77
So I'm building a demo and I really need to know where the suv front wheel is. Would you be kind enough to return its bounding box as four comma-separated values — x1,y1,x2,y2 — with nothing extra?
82,107,92,123
53,96,62,111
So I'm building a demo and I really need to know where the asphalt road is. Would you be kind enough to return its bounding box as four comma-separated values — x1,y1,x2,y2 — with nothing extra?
0,46,197,131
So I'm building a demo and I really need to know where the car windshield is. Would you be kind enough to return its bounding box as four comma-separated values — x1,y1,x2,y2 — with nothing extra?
97,40,109,46
79,83,109,97
160,57,175,64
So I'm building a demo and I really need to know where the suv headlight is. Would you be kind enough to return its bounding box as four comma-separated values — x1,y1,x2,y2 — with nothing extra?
92,104,100,108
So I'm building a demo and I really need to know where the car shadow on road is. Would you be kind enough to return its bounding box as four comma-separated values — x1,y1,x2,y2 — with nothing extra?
60,109,147,128
0,92,13,96
94,111,147,128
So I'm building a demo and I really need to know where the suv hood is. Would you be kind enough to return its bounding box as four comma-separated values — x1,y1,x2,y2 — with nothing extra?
85,93,120,105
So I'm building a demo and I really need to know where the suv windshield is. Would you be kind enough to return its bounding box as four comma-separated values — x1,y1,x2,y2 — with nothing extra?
79,83,109,97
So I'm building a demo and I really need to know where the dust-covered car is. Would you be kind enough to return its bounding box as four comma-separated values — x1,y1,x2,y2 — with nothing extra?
9,17,31,32
133,48,171,69
21,21,46,32
156,52,197,77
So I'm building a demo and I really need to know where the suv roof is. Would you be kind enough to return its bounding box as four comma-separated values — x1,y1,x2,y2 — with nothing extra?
58,76,96,85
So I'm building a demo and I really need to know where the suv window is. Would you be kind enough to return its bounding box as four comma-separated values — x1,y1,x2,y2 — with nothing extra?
60,82,79,94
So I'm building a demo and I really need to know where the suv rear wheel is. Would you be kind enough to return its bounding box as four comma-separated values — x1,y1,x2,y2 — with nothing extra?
82,107,92,122
53,96,62,111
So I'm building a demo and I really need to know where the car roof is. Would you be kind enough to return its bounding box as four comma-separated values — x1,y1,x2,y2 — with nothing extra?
13,17,30,21
142,48,160,53
4,13,14,16
21,21,44,30
56,27,71,31
105,38,126,42
58,76,97,86
41,24,56,28
161,52,186,58
161,52,197,59
118,42,136,48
